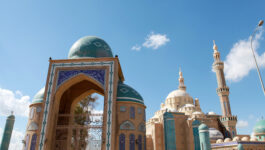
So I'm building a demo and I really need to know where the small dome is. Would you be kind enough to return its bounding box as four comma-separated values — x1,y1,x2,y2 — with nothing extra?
237,144,244,150
216,139,223,143
253,119,265,134
224,138,231,142
116,82,144,105
68,36,113,59
166,89,191,99
250,136,257,141
209,128,224,140
233,136,240,141
192,111,203,115
199,123,209,130
207,111,217,115
32,87,45,104
241,136,249,141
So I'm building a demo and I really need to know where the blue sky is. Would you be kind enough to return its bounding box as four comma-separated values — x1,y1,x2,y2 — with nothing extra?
0,1,265,148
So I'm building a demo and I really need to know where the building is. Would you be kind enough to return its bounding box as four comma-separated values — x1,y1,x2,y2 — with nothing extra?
22,36,146,150
146,41,265,150
21,36,265,150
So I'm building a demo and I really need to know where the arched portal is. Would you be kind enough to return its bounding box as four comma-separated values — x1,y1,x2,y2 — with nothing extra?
52,75,105,150
38,59,119,150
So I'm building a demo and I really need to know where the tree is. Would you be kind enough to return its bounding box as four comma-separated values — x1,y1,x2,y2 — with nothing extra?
72,95,99,150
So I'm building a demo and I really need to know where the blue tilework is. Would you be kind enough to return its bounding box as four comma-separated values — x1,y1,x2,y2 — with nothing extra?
57,69,105,87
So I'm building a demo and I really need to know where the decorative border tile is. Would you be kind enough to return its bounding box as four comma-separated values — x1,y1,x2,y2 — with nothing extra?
39,61,114,150
56,69,105,88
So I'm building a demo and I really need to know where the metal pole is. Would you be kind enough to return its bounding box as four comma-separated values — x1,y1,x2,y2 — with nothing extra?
250,20,265,96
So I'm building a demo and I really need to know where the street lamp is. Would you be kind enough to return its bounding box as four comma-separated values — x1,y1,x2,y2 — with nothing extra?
250,20,265,96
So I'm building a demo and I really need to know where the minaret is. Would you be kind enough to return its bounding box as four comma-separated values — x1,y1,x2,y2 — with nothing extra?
212,41,237,138
178,68,186,91
0,111,15,150
212,40,232,116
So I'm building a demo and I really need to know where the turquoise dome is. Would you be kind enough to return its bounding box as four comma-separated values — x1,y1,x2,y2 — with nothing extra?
116,82,144,105
237,144,244,150
254,120,265,134
68,36,113,59
199,124,209,130
32,87,45,104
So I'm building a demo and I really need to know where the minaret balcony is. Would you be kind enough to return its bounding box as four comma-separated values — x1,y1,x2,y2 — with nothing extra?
219,116,237,122
212,61,224,70
217,87,229,95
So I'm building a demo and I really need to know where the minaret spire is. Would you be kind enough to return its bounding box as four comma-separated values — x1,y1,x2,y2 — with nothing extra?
212,41,231,116
178,67,186,91
212,41,237,138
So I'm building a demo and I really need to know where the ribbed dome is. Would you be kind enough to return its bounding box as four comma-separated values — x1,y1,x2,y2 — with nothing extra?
254,120,265,134
68,36,113,59
32,87,45,104
116,82,144,105
166,89,192,99
209,128,224,140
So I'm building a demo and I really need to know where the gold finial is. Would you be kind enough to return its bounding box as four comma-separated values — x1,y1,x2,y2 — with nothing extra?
213,40,218,51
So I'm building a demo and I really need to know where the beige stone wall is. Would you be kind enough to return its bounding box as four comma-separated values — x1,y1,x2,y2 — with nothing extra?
116,101,146,150
23,103,43,150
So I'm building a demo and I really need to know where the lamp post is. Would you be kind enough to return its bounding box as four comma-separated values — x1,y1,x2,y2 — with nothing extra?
250,20,265,96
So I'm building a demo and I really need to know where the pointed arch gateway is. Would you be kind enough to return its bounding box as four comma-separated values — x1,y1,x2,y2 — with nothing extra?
38,59,120,150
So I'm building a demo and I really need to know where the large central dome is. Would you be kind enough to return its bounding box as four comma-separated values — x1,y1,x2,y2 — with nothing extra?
68,36,113,59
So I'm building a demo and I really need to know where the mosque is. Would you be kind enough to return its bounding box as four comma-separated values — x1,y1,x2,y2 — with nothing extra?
1,36,265,150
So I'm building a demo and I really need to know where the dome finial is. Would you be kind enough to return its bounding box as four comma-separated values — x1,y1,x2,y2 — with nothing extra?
178,67,186,91
179,67,183,77
213,40,218,51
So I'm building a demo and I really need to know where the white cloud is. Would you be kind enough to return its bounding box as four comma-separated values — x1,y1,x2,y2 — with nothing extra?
0,88,30,117
9,129,24,150
131,45,141,51
0,127,24,150
224,28,265,82
142,32,170,49
236,120,249,128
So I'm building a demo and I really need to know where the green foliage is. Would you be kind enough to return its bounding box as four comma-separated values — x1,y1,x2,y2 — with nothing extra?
71,95,98,149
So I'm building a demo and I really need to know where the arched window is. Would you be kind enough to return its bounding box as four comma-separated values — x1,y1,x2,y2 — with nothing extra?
129,134,135,150
138,135,142,150
130,107,135,119
30,133,37,150
138,122,146,132
119,134,125,150
29,107,35,119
